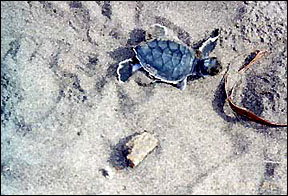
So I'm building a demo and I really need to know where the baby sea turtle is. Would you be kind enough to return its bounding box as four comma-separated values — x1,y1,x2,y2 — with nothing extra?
117,24,222,90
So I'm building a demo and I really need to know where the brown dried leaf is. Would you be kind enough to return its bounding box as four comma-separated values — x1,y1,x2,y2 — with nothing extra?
238,50,268,74
224,50,287,127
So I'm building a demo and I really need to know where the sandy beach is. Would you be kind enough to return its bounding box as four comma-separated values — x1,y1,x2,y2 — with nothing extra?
1,1,287,194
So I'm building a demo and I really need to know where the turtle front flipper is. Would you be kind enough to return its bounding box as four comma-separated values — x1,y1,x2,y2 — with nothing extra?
198,29,220,58
117,59,142,82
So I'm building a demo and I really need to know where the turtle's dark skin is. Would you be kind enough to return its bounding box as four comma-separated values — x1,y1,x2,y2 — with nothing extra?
117,24,222,90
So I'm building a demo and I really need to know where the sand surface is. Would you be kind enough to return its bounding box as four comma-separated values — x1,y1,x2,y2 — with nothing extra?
1,1,287,194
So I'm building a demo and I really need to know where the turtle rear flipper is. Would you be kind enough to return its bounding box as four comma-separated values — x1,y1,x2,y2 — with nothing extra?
117,59,142,82
146,24,168,40
176,77,187,90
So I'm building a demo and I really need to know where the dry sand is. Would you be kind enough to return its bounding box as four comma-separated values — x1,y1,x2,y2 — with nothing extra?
1,1,287,194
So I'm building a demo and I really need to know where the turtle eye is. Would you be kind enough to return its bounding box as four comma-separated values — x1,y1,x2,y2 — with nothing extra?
203,58,211,68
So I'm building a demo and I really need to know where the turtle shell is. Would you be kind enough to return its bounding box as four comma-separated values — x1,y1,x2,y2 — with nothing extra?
134,39,197,82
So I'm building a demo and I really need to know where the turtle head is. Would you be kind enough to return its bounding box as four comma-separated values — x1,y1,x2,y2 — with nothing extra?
199,57,222,76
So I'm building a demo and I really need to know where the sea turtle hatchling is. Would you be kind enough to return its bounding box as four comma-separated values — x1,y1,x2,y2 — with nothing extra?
117,24,222,90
